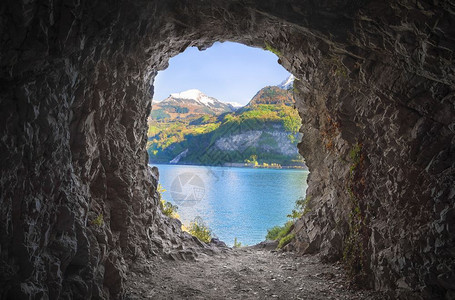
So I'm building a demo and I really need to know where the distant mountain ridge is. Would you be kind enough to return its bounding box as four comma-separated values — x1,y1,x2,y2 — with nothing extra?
226,102,244,111
147,104,303,167
247,86,294,106
151,89,234,120
151,75,294,121
147,75,304,168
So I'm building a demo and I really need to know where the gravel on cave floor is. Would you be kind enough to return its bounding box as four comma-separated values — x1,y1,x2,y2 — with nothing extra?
125,247,387,300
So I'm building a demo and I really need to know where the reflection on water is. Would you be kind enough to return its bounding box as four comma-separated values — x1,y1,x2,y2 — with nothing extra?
153,164,309,246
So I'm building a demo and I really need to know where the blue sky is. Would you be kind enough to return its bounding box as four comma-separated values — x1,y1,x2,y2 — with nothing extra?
153,42,291,105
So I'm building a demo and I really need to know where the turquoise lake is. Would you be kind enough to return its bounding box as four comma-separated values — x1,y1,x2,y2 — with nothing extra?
152,164,309,246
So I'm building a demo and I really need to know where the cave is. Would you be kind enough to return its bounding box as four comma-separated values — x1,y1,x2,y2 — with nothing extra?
0,0,454,299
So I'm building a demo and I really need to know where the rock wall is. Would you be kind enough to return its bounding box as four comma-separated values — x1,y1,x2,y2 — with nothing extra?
286,3,455,297
214,125,299,156
0,0,453,298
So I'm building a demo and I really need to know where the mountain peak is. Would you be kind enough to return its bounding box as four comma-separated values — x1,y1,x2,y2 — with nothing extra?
170,89,204,100
226,102,244,109
278,74,295,90
169,89,216,106
152,89,234,120
247,86,294,106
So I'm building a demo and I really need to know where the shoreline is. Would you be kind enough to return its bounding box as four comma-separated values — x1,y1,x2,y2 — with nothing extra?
149,162,308,171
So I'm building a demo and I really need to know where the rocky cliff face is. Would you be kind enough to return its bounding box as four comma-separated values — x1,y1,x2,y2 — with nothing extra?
0,0,454,299
214,125,298,157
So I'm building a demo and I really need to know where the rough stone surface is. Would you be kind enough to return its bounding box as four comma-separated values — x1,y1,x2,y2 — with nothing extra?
125,249,386,299
0,0,454,299
214,124,298,156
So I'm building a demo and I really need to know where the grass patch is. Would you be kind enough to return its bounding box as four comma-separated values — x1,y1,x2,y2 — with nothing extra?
266,225,285,241
92,214,104,227
343,141,368,283
266,220,293,241
349,143,363,176
343,203,365,279
349,142,362,163
277,233,295,249
266,194,313,250
264,42,282,57
233,237,243,248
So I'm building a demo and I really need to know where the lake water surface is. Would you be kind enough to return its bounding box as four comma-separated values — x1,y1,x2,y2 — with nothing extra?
153,164,309,246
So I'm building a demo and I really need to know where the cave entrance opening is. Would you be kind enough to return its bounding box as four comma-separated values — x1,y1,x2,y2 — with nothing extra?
147,41,310,247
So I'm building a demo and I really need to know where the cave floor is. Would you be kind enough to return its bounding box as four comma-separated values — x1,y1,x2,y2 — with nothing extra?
125,247,386,299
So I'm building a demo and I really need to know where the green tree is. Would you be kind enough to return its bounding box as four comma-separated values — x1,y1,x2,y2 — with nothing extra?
187,217,212,243
245,154,258,166
157,184,179,218
283,114,300,133
287,196,311,221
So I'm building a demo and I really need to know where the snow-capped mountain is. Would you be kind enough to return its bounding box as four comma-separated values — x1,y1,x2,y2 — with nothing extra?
151,89,234,120
226,101,244,111
277,74,295,90
168,89,218,106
